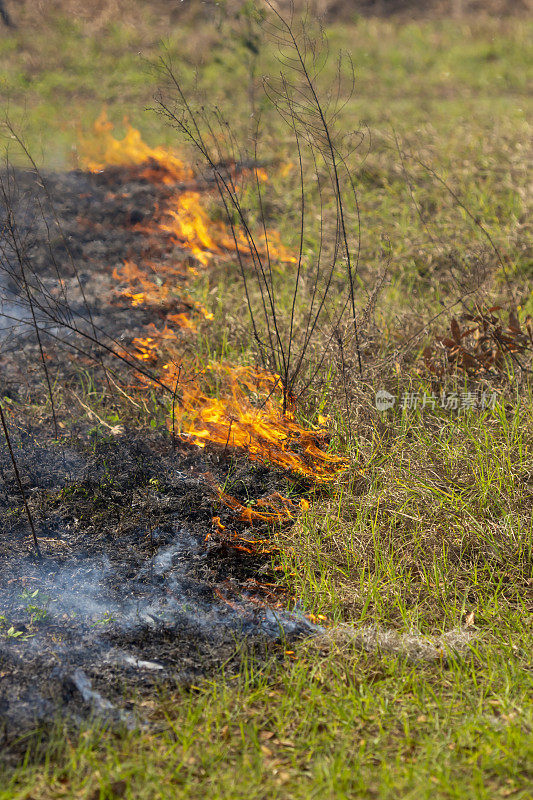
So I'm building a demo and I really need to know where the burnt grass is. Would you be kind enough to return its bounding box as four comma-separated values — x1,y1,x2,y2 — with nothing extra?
0,165,316,759
0,163,202,392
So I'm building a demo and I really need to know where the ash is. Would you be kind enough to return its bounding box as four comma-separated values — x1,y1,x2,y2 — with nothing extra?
0,429,316,754
0,165,317,756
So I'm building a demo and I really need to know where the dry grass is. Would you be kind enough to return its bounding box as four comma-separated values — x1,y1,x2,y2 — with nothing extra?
278,393,533,627
0,5,532,797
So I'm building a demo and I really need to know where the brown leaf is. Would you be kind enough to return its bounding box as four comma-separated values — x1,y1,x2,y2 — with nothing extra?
477,351,493,366
464,611,475,628
450,318,461,343
461,352,480,370
441,337,458,350
508,309,521,333
259,730,275,741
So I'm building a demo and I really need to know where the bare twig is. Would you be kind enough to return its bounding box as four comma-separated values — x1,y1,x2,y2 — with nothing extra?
0,402,41,559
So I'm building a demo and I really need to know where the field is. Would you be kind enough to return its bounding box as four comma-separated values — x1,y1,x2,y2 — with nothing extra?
0,2,532,798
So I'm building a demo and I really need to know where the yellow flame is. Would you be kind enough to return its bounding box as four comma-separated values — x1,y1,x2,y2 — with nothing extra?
159,363,346,481
80,114,345,483
79,110,192,184
159,193,223,266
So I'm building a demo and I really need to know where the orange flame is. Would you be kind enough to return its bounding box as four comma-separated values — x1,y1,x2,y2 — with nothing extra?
214,487,308,525
162,363,346,481
80,115,346,486
160,193,223,266
79,110,192,184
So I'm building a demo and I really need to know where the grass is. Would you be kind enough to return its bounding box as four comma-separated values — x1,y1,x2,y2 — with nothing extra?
0,2,532,797
2,4,530,319
2,628,532,799
278,388,532,625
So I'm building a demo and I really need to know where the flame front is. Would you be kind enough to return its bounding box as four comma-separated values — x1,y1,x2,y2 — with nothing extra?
79,115,346,487
167,363,344,481
79,110,192,184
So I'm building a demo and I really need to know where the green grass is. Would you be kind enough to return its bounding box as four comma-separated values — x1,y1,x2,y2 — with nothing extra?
2,630,532,799
279,390,532,627
1,5,530,317
0,3,532,797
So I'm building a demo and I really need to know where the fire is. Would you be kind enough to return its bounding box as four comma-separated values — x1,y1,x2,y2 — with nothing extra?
79,110,192,184
159,362,345,481
214,487,309,524
158,193,297,266
160,193,224,266
79,115,347,488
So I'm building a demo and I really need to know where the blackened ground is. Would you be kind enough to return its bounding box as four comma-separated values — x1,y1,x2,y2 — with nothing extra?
0,163,215,397
0,166,316,758
0,426,316,760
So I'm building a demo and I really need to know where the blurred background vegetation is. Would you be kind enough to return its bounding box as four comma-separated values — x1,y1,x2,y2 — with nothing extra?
1,0,530,367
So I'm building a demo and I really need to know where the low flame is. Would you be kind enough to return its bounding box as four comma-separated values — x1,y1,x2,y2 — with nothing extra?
160,193,227,266
79,110,192,184
80,115,346,488
165,363,345,481
215,487,309,525
158,193,297,266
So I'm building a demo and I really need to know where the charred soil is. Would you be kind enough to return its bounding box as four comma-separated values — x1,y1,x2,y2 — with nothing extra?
0,165,316,759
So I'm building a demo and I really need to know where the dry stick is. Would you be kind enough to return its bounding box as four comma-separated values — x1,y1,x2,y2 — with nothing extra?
334,326,354,445
163,85,296,395
261,37,359,393
0,200,60,439
0,307,173,408
250,125,278,352
5,125,118,403
160,13,362,403
278,84,351,396
268,2,363,375
192,104,276,358
171,366,182,450
162,105,270,363
157,84,285,372
283,80,306,413
222,418,234,457
285,139,341,390
291,138,325,366
0,403,41,559
0,277,175,395
204,139,285,371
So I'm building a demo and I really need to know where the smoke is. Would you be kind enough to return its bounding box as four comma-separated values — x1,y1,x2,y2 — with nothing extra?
3,523,318,647
317,623,476,663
